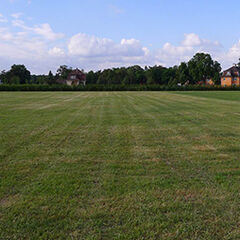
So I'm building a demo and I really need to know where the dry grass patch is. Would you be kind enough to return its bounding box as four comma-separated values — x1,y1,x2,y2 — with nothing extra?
193,144,217,152
0,194,21,209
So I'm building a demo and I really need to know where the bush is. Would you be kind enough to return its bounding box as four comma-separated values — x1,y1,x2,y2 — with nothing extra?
0,84,240,91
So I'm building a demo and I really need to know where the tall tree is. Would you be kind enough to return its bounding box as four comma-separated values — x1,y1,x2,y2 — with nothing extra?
47,71,56,85
56,65,72,79
0,71,7,84
176,62,191,85
188,53,221,84
86,71,98,84
0,65,31,84
145,66,166,85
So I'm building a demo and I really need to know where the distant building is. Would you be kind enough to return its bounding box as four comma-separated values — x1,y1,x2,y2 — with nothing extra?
57,69,86,86
221,66,240,87
183,78,215,86
196,79,214,86
206,79,214,85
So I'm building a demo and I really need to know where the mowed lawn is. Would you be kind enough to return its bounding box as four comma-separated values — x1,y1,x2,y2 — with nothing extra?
1,91,240,240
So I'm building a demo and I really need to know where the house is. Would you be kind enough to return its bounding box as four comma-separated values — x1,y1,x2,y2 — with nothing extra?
205,79,214,85
57,69,86,86
66,69,86,86
221,66,240,87
196,79,214,86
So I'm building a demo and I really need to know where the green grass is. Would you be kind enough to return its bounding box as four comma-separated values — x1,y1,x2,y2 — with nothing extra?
1,91,240,240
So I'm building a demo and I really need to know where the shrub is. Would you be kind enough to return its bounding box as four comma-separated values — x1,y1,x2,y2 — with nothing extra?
0,84,240,91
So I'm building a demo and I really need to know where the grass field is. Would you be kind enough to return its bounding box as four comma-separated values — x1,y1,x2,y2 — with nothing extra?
1,91,240,240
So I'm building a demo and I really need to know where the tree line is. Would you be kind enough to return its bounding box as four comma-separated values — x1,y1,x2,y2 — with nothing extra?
0,53,222,85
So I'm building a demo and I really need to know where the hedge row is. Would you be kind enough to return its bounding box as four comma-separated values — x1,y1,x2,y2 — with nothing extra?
1,84,240,91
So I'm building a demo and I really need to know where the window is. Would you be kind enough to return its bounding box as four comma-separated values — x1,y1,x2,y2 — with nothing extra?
70,75,76,80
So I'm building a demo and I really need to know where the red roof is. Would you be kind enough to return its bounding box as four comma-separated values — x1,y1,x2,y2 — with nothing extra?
222,66,240,77
67,69,86,81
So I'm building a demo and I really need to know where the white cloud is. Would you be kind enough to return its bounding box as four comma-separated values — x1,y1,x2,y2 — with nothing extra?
12,19,26,28
217,40,240,68
12,20,64,41
48,47,65,57
68,34,114,57
228,41,240,59
0,29,46,59
156,33,224,67
0,13,8,23
0,15,240,74
0,28,13,41
11,13,23,19
182,33,202,46
68,33,146,58
33,24,64,41
66,33,155,71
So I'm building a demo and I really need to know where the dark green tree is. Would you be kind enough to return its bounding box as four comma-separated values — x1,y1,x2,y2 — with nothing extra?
188,53,221,84
145,66,166,84
11,65,31,84
86,71,98,84
0,70,7,84
56,65,72,79
11,75,20,84
47,71,56,85
0,65,31,84
176,62,191,85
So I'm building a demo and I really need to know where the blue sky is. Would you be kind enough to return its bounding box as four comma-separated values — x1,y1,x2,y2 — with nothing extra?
1,0,240,74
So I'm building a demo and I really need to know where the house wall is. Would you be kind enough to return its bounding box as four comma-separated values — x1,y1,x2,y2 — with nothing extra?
197,79,214,85
206,79,214,85
72,80,80,86
221,77,232,86
66,79,85,86
232,77,240,86
221,77,240,86
66,80,73,86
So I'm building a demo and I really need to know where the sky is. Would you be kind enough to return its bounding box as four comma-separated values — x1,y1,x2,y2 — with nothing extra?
1,0,240,74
